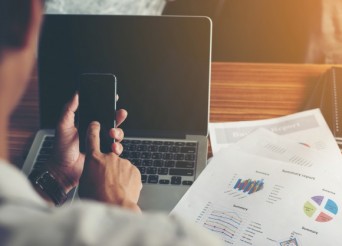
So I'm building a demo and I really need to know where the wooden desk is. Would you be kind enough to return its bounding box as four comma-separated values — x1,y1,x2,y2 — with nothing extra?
9,62,336,167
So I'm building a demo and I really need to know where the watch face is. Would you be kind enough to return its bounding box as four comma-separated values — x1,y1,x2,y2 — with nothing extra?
29,170,67,206
37,172,50,187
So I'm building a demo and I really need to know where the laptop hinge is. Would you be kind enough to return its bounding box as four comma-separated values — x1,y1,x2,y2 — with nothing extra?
125,130,187,139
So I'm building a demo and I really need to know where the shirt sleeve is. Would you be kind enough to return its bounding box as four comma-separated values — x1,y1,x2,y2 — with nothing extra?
0,162,222,246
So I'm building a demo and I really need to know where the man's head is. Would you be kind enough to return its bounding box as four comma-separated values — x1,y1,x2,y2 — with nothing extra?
0,0,44,117
0,0,31,55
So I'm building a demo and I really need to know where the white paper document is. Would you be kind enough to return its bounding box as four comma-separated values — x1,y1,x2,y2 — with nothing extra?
209,109,340,157
171,147,342,245
235,128,342,170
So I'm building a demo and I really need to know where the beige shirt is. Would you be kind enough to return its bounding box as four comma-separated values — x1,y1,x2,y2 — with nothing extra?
0,161,222,246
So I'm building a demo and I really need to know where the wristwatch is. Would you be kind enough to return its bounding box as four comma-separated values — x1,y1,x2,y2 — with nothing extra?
29,170,67,206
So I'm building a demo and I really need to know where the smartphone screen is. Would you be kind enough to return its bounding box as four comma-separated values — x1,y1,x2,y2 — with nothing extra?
78,73,117,153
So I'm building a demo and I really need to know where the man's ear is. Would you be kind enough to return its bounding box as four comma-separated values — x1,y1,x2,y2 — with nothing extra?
19,0,44,50
3,0,43,50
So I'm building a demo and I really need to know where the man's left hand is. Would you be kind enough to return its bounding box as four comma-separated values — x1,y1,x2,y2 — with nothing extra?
46,93,127,194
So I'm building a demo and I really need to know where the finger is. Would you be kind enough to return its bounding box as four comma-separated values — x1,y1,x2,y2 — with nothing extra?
59,92,79,129
68,92,79,112
109,128,124,142
111,142,123,155
116,109,127,127
86,121,101,154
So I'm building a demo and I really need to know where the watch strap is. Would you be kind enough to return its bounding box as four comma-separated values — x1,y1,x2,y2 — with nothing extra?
29,170,67,206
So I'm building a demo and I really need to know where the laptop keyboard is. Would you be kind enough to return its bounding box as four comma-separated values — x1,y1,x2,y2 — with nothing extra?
31,137,197,186
32,136,55,172
121,139,197,185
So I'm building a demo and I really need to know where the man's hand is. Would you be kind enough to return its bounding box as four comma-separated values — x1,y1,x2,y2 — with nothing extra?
78,122,142,212
47,93,127,194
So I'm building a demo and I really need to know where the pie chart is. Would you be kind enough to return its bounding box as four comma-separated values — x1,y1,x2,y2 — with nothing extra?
303,196,338,222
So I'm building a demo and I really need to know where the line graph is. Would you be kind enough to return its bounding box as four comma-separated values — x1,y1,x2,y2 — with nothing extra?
196,202,247,245
204,210,243,242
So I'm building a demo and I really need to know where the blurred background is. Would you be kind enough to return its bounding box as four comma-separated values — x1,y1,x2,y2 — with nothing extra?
46,0,342,64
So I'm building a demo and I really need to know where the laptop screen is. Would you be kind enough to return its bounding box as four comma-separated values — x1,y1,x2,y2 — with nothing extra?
39,15,211,138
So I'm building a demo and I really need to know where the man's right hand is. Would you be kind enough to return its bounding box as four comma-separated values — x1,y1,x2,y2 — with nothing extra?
78,121,142,212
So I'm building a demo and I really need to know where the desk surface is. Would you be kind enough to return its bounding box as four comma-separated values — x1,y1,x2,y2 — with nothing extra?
9,62,336,167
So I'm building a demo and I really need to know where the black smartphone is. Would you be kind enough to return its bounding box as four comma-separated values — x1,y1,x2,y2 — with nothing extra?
78,73,117,153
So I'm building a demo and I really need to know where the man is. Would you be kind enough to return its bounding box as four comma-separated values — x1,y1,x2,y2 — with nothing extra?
0,0,221,245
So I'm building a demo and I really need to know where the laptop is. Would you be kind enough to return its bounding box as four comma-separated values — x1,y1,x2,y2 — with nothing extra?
22,15,212,211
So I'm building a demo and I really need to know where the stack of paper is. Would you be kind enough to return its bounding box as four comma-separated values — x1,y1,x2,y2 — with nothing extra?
171,109,342,245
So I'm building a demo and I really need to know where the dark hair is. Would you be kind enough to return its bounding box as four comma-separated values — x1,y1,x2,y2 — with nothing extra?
0,0,44,54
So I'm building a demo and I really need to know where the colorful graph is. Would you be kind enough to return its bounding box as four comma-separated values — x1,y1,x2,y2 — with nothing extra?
197,202,247,244
303,196,338,222
203,209,243,243
233,178,264,195
196,202,263,245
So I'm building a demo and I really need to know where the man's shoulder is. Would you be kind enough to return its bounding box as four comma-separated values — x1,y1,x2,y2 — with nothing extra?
56,201,223,246
0,161,47,206
0,162,222,246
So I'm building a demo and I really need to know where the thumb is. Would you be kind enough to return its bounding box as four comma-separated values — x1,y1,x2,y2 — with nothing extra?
86,121,101,154
58,93,79,130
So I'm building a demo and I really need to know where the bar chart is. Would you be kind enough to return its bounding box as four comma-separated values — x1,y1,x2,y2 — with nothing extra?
233,178,264,195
